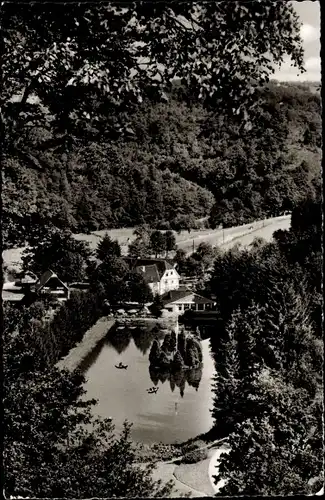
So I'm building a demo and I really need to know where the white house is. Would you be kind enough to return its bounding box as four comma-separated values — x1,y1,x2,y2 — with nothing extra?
161,288,216,315
125,258,180,295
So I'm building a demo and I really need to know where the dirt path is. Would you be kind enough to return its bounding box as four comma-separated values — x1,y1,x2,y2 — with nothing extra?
56,317,115,372
221,216,290,251
147,438,229,497
177,215,290,254
173,454,215,496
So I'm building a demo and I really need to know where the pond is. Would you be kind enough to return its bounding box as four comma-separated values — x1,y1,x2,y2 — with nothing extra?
81,321,216,444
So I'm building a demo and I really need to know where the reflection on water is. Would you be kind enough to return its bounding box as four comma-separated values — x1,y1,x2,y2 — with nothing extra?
149,364,202,397
82,321,215,444
107,327,132,353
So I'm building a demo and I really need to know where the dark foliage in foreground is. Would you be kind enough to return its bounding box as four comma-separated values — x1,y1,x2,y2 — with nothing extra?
3,302,174,498
208,196,323,495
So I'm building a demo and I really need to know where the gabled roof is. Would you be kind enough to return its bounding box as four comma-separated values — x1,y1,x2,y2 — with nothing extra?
161,288,192,303
125,258,175,280
135,264,160,284
35,269,68,292
161,288,215,305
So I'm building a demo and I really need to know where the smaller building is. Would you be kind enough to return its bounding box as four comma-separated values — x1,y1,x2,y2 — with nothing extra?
161,288,216,315
34,270,70,301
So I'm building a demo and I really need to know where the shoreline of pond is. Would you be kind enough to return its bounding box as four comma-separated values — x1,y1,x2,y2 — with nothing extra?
56,315,180,372
57,315,220,454
56,317,116,372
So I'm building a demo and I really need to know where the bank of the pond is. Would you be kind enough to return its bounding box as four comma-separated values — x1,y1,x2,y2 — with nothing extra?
56,315,180,372
56,317,116,372
137,437,229,497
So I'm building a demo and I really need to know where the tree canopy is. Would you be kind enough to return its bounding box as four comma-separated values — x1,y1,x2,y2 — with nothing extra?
2,1,304,153
208,195,323,495
3,303,174,498
21,228,91,283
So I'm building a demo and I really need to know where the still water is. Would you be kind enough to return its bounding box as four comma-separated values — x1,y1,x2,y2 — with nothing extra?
82,321,216,444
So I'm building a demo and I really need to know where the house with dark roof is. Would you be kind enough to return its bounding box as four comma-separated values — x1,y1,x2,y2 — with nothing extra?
2,270,70,304
161,288,216,315
125,258,180,295
34,269,70,301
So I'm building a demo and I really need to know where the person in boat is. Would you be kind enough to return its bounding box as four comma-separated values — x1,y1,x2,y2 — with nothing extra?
116,362,127,369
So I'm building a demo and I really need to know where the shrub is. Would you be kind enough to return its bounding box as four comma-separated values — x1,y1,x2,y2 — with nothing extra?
181,449,208,464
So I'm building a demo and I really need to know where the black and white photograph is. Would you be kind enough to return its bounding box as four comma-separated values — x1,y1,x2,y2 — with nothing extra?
1,0,323,497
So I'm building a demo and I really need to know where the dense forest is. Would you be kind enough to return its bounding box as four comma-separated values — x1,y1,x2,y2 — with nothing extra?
206,194,323,495
3,2,322,498
2,81,321,248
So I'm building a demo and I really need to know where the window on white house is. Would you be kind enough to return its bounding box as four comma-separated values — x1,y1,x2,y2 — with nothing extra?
178,305,182,311
184,304,189,310
191,304,196,310
198,303,204,311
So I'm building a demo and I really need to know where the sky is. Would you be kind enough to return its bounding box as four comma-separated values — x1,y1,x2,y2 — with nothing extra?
273,1,321,82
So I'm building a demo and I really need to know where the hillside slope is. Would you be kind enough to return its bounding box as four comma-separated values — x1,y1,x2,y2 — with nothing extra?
2,82,321,248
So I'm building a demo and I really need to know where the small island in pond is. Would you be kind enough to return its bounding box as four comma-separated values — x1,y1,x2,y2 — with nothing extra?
149,329,203,371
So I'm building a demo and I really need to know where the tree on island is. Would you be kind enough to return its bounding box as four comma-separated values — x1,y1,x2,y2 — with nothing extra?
172,350,185,371
187,337,203,363
177,332,187,359
170,330,177,352
161,333,172,353
158,351,170,368
185,343,200,368
149,339,161,366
